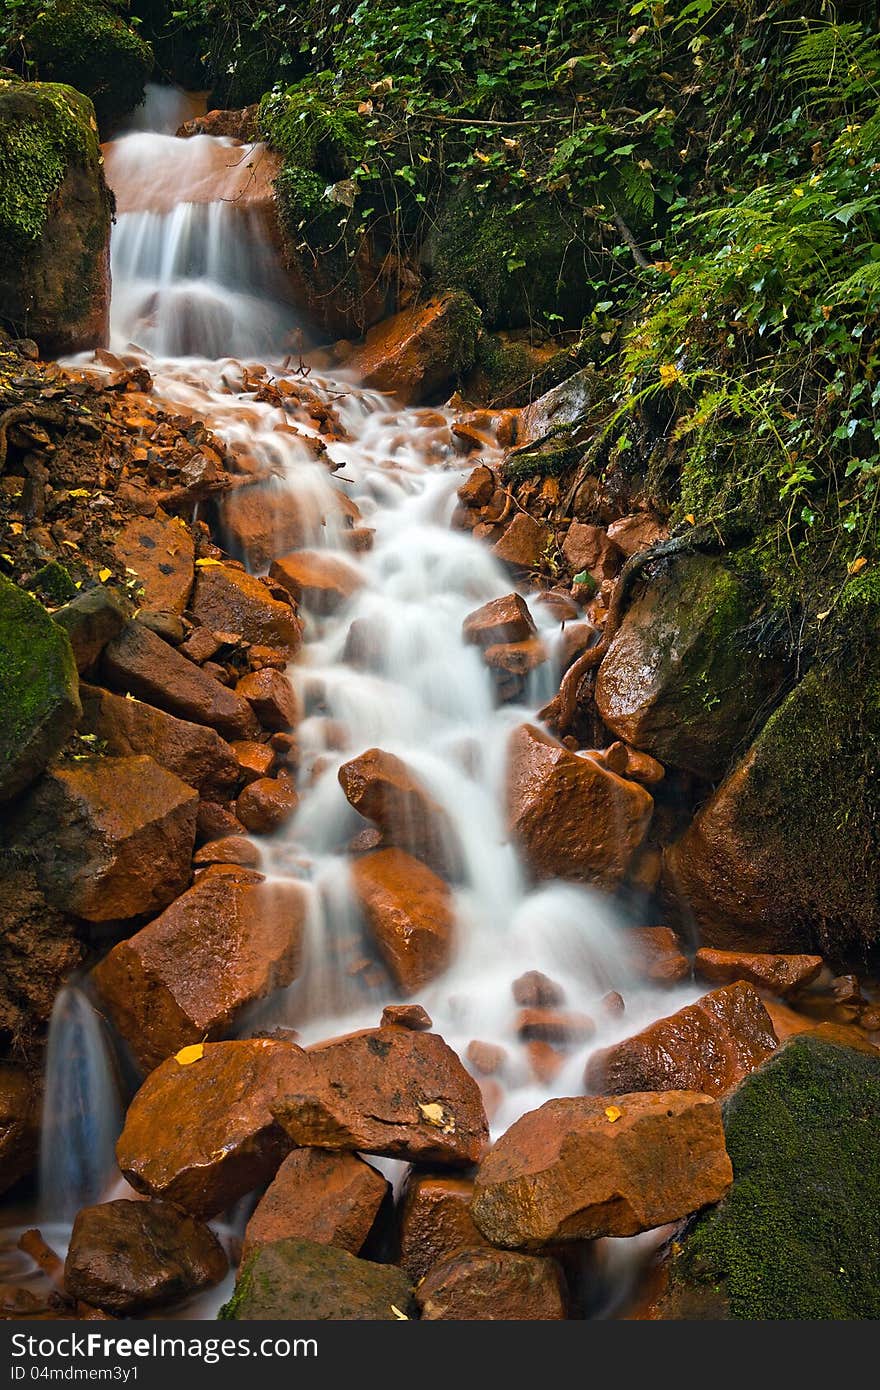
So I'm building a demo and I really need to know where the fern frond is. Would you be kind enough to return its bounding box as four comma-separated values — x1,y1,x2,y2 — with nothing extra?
786,21,880,111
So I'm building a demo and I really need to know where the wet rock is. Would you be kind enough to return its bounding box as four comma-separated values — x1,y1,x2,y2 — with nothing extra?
196,800,245,842
592,741,665,786
762,999,873,1053
231,740,275,783
221,1238,415,1320
381,1004,432,1030
236,776,299,835
656,1036,880,1319
242,1150,389,1265
463,593,537,648
417,1247,567,1320
350,848,455,993
116,1039,302,1217
52,587,128,675
482,637,547,700
0,575,81,802
458,466,496,507
235,669,299,733
512,971,565,1007
506,723,653,889
694,948,824,998
269,551,362,615
493,513,551,570
193,835,261,869
0,83,110,357
606,512,668,558
19,756,197,922
339,748,461,877
561,522,622,583
102,622,259,740
466,1041,507,1075
0,866,82,1051
471,1092,732,1248
628,926,690,986
585,982,778,1098
113,512,195,614
272,1025,488,1166
222,486,317,571
79,684,240,797
397,1172,488,1282
177,106,260,141
179,627,221,664
0,1065,37,1196
137,609,187,644
515,1008,594,1046
595,554,788,780
93,876,306,1071
64,1200,227,1315
192,565,303,657
347,292,481,405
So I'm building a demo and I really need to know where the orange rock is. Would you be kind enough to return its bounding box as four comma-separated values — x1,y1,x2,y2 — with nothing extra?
192,565,302,657
350,848,455,993
561,522,622,583
192,835,261,868
347,293,479,405
21,756,197,922
472,1091,732,1247
457,466,496,507
0,1065,37,1197
462,593,536,648
591,741,665,786
417,1247,567,1320
694,948,824,998
397,1173,489,1282
628,926,690,985
231,740,275,783
271,1025,488,1167
585,982,778,1097
381,1003,433,1031
222,486,315,571
113,511,194,614
558,621,600,673
236,776,299,834
506,723,653,889
606,512,668,558
338,747,461,877
116,1039,303,1217
515,1008,594,1046
269,551,362,616
526,1041,565,1085
466,1041,507,1076
762,999,877,1053
235,669,299,732
241,1150,389,1265
493,513,550,570
512,970,565,1007
93,875,306,1071
102,622,259,740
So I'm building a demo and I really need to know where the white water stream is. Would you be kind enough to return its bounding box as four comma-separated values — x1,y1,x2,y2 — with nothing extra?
3,86,696,1317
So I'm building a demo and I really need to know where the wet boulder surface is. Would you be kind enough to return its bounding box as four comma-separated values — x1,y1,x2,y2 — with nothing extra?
221,1238,416,1321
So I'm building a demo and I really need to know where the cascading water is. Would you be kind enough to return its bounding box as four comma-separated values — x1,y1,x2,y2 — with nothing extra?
4,85,699,1316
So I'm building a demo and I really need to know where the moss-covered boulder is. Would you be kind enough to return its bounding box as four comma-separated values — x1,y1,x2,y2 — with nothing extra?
6,0,153,130
0,575,81,803
220,1238,416,1320
666,591,880,955
656,1035,880,1319
0,80,111,356
595,552,790,781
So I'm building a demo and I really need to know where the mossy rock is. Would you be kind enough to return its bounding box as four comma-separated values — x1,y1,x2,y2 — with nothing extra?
426,187,597,332
220,1238,416,1320
9,0,153,130
0,574,81,803
660,1035,880,1319
595,552,791,780
0,79,111,354
470,332,589,409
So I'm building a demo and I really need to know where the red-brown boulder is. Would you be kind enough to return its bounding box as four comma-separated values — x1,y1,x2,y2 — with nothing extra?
585,982,778,1097
191,565,302,656
471,1092,732,1248
397,1173,489,1282
235,669,299,732
417,1247,567,1320
339,747,460,877
269,551,362,615
561,522,622,583
350,848,455,993
93,876,306,1070
241,1149,389,1265
493,514,550,570
236,776,299,834
506,724,653,888
347,292,479,405
605,512,668,558
381,1003,432,1030
628,926,690,985
694,948,824,998
462,594,536,648
112,512,195,614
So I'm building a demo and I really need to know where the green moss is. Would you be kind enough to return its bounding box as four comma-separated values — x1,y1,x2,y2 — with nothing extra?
11,0,153,128
0,79,100,245
669,1036,880,1319
24,561,77,604
260,86,365,179
0,574,81,802
501,435,584,484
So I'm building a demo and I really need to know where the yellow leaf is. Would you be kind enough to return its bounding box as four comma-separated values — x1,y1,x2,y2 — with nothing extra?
848,556,868,575
473,151,492,164
684,513,696,525
175,1043,205,1066
68,488,90,498
98,568,112,582
816,608,832,621
390,1305,409,1320
195,557,224,567
604,1105,622,1123
9,522,23,535
418,1101,456,1134
658,362,681,387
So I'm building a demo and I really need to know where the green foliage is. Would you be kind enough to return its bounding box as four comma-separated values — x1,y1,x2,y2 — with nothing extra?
0,79,100,244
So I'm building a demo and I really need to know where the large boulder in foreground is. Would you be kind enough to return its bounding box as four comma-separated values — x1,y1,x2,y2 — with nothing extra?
417,1247,567,1321
221,1238,415,1321
655,1036,880,1319
472,1092,731,1250
116,1039,300,1217
93,876,307,1071
347,292,481,405
18,756,197,921
350,848,456,993
64,1199,227,1315
585,983,778,1099
506,723,653,888
0,575,80,802
0,81,110,355
242,1149,389,1266
272,1025,488,1167
595,554,788,780
665,631,880,955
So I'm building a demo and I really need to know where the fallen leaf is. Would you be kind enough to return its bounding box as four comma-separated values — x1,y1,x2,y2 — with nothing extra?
98,568,112,582
390,1305,409,1320
418,1101,456,1134
604,1105,622,1123
195,557,224,567
848,556,868,575
175,1043,205,1066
